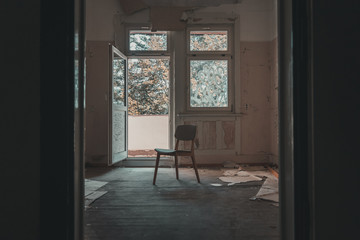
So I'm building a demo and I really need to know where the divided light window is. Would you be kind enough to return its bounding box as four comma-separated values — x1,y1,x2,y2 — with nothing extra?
126,27,170,116
187,26,233,111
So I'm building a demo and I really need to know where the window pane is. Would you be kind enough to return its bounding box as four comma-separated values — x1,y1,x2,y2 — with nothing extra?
129,30,167,51
113,111,126,153
128,58,169,115
190,30,228,51
113,56,126,105
190,60,228,107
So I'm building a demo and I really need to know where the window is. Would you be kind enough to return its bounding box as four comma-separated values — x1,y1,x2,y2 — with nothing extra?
190,59,228,107
126,26,169,55
189,30,228,51
129,30,167,51
187,26,233,111
126,25,171,115
128,58,169,115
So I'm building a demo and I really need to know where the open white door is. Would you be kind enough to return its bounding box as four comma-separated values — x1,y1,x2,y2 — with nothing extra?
109,46,128,165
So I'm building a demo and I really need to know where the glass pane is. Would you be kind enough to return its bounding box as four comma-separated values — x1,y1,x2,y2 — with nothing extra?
128,58,169,115
113,55,126,105
129,30,167,51
190,60,228,107
190,30,228,51
113,111,126,153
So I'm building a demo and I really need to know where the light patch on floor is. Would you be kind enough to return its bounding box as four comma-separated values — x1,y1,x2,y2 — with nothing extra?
85,179,108,208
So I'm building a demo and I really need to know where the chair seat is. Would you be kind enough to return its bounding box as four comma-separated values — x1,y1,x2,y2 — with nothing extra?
155,148,176,155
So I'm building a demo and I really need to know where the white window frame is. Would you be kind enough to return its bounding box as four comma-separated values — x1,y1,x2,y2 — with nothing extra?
125,25,174,149
186,25,234,112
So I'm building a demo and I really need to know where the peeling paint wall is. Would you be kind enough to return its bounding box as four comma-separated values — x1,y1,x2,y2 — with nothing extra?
84,0,278,165
240,41,271,157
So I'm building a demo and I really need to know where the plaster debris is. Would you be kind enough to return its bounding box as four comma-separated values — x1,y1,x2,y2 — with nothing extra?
219,174,263,184
223,169,239,176
219,169,264,184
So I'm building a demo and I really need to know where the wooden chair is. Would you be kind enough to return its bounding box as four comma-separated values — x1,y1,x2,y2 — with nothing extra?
153,125,200,185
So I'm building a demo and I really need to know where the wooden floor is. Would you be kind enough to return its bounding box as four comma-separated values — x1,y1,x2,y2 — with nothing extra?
85,167,279,240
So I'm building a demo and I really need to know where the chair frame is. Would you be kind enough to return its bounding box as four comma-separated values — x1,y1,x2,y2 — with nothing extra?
153,125,200,185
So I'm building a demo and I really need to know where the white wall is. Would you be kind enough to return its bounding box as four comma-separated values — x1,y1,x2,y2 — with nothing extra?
86,0,122,41
194,0,277,41
128,115,169,149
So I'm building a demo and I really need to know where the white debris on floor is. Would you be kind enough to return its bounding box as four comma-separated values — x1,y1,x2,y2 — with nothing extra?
219,171,263,183
252,175,279,203
85,179,108,208
217,166,279,204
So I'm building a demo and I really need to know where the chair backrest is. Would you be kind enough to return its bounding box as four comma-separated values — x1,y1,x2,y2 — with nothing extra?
174,125,197,141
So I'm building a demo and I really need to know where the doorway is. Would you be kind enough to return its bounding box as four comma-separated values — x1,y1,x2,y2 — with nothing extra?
79,1,294,240
127,57,170,158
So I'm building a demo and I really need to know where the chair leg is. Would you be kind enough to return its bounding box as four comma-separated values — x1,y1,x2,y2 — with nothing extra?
191,155,200,183
174,155,179,180
153,153,160,185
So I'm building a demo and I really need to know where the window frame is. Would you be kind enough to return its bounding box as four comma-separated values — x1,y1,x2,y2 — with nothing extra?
186,25,234,112
125,24,170,56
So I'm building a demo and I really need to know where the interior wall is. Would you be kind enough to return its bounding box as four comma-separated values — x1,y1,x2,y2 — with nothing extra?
86,0,122,41
177,0,279,164
84,0,278,165
269,37,279,166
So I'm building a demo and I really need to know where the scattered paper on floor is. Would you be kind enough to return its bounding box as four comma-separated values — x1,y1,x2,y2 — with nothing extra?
219,171,263,184
222,170,239,176
252,175,279,203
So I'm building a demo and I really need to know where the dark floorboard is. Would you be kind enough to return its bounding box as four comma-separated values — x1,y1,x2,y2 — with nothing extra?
85,167,279,240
